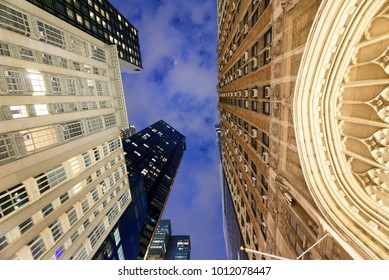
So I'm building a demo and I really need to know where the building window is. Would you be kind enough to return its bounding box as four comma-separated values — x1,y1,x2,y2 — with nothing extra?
49,221,63,241
104,114,117,128
73,62,81,71
37,21,65,48
19,217,33,234
10,105,28,119
0,134,16,161
252,9,258,26
244,64,248,75
5,70,24,92
83,152,92,167
0,42,10,56
42,203,53,217
42,53,53,65
28,235,46,260
59,58,67,68
81,198,89,214
21,126,57,152
91,45,106,62
93,147,100,161
262,102,270,115
287,213,305,256
50,76,62,93
262,133,270,146
86,117,103,133
35,165,66,194
88,221,105,247
91,188,99,202
65,78,76,95
264,29,272,47
67,208,78,226
62,121,84,140
0,3,30,35
0,183,29,218
29,73,46,95
0,235,8,252
60,192,69,204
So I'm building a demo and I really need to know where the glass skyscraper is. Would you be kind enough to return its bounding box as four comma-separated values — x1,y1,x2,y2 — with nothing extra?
26,0,141,70
215,124,247,260
146,219,191,260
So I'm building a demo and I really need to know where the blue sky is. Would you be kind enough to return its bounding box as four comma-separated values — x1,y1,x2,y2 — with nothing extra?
110,0,227,259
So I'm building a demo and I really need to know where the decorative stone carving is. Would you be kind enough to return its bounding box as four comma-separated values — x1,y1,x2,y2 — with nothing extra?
267,188,277,220
272,85,281,100
274,174,291,194
271,141,280,155
272,103,280,118
274,39,283,57
270,156,279,170
271,123,280,137
275,16,283,34
280,0,300,12
274,63,282,78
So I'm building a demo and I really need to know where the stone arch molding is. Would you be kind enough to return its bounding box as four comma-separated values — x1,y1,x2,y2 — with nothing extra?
294,0,389,259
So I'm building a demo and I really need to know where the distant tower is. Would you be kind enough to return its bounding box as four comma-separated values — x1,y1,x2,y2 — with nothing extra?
146,219,191,260
215,124,247,260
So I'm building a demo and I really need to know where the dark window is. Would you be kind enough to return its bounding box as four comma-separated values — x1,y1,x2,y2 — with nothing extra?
262,102,270,115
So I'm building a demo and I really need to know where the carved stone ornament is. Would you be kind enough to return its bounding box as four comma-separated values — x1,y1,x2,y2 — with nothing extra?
272,84,281,100
274,39,283,57
272,103,280,118
275,16,283,34
270,156,279,170
274,63,282,78
267,188,277,220
280,0,300,12
271,123,280,137
274,174,291,194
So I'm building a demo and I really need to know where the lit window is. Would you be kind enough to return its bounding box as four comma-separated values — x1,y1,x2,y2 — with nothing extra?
34,104,48,116
22,126,58,152
10,105,28,119
29,73,46,95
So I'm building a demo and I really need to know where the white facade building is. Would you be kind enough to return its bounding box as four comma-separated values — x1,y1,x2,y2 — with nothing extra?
0,0,133,259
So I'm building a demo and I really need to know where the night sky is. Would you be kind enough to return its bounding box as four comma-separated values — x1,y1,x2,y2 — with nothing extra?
109,0,227,259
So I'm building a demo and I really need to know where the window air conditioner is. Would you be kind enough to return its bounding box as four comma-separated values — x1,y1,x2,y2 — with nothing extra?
264,86,270,98
252,88,258,98
252,177,257,186
264,47,271,62
252,128,257,138
244,89,248,97
238,69,242,77
244,164,249,172
243,51,248,62
262,151,269,163
243,24,248,34
252,57,258,69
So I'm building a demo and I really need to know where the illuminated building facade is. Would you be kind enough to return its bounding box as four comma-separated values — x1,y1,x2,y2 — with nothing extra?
0,0,137,259
146,219,191,260
26,0,142,70
216,0,388,260
122,120,186,259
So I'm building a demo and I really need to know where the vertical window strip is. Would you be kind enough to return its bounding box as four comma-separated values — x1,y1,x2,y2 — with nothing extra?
88,221,105,247
0,183,29,218
28,235,46,260
35,165,66,194
0,3,30,35
37,21,65,48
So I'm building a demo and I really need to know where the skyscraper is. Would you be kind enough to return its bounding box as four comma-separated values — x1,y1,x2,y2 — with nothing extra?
26,0,142,70
215,124,247,260
122,120,186,259
146,219,191,260
217,0,388,260
0,0,139,259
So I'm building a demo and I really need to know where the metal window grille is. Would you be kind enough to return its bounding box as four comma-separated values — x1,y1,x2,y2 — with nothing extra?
0,183,29,218
4,70,24,92
35,165,66,194
87,117,103,133
0,3,30,35
37,21,65,48
0,134,16,161
62,121,84,140
104,114,117,128
20,48,34,61
0,42,10,56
